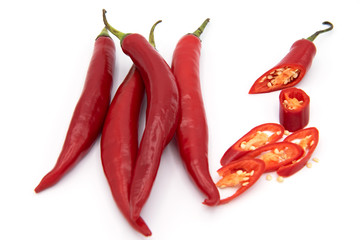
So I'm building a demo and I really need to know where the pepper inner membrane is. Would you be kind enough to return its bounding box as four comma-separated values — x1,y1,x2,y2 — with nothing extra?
239,130,282,151
283,95,304,110
261,67,300,88
216,169,254,188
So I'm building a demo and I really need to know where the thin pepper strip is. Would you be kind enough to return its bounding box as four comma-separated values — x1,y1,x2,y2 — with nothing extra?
249,22,333,94
103,10,180,221
171,18,220,206
220,123,284,166
99,22,162,237
277,127,319,177
279,87,310,132
35,28,115,193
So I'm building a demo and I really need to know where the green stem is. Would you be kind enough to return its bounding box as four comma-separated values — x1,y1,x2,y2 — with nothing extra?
149,20,162,49
96,27,110,40
102,9,129,43
193,18,210,38
306,21,333,42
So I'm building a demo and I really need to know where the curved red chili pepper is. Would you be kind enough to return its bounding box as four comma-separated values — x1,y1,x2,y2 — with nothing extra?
216,158,265,204
237,142,304,172
35,28,115,193
99,22,162,237
220,123,285,166
171,18,220,206
249,22,333,94
103,10,179,221
279,87,310,132
277,127,319,177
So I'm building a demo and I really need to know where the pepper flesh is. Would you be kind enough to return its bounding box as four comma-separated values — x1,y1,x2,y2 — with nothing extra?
216,159,265,204
220,123,284,166
171,19,220,206
35,28,115,193
279,87,310,132
277,127,319,177
237,142,304,172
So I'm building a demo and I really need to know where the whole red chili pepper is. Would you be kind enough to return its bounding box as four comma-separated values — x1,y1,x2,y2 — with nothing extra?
35,28,115,193
171,18,220,206
100,21,161,237
279,87,310,132
249,22,333,94
103,10,179,221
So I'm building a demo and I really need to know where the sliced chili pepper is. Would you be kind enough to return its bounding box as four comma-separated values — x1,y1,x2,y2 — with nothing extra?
220,123,285,166
277,127,319,177
279,87,310,132
238,142,304,172
34,28,115,193
171,18,220,206
103,10,180,221
99,21,161,237
216,159,265,204
249,22,333,94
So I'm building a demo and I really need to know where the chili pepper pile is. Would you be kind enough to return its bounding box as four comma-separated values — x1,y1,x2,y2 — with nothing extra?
34,10,332,236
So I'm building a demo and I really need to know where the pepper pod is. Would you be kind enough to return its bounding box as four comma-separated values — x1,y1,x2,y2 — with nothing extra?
249,21,333,94
279,87,310,132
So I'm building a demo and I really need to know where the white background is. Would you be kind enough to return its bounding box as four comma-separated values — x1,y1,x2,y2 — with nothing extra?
1,0,359,239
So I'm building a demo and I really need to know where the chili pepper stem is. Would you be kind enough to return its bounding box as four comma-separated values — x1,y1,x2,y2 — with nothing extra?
306,21,333,42
193,18,210,38
96,27,110,40
149,20,162,49
102,9,129,44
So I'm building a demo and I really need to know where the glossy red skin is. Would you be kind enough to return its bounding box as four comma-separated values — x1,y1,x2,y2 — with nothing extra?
279,87,310,132
121,34,179,221
220,123,285,166
277,127,319,177
171,34,220,206
35,36,115,193
237,142,304,172
218,159,265,204
100,65,151,236
249,39,316,94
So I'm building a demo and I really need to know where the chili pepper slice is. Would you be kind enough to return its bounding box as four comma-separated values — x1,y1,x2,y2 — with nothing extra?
277,127,319,177
249,22,333,94
237,142,304,172
35,28,115,193
171,18,220,206
99,21,161,237
103,10,180,221
279,87,310,132
220,123,285,166
216,158,265,204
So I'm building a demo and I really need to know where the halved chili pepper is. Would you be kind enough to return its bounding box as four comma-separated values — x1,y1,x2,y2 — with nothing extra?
279,87,310,132
216,158,265,204
35,28,115,193
103,10,179,221
249,21,333,94
277,127,319,177
237,142,304,172
171,18,220,206
220,123,285,166
99,21,161,237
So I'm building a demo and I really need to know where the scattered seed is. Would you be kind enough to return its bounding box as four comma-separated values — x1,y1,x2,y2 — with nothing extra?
277,176,284,183
306,162,312,168
312,157,319,163
249,146,256,150
266,175,272,181
242,182,249,186
284,130,290,135
241,142,246,149
274,148,280,154
236,170,243,175
276,131,282,135
242,177,250,181
267,82,272,88
267,75,273,80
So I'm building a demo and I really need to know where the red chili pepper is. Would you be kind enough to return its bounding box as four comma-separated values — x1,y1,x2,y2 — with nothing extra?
249,22,333,94
103,10,179,221
220,123,285,166
237,142,304,172
171,18,220,206
99,22,161,237
216,159,265,204
35,28,116,193
277,127,319,177
279,87,310,132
